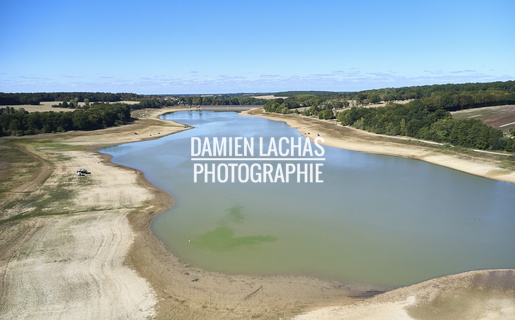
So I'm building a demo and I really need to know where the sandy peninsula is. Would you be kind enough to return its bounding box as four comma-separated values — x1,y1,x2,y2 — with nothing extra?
1,106,514,320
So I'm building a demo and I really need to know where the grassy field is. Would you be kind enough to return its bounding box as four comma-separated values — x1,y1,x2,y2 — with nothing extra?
4,101,140,113
0,140,80,223
5,101,73,112
0,142,40,206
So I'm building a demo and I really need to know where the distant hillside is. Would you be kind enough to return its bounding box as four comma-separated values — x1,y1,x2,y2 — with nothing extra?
264,80,515,153
348,80,515,105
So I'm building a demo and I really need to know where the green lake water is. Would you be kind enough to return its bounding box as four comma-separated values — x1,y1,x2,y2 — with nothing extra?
102,111,515,287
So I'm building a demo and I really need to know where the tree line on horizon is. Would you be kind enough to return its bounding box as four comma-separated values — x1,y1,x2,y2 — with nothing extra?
0,92,141,106
2,80,514,108
132,95,266,109
1,80,515,141
0,92,267,108
346,80,515,106
264,80,515,115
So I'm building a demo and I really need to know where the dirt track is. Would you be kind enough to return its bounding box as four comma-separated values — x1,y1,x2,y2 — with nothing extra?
0,213,156,319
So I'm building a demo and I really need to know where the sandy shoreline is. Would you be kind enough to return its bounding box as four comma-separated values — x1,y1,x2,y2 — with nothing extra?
1,106,514,319
242,108,515,184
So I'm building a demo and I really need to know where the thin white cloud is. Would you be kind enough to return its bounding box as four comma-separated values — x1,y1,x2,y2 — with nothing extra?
1,69,513,94
259,74,281,79
449,69,477,74
217,75,247,80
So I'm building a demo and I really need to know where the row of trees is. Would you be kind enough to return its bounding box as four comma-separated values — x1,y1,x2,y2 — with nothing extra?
337,104,514,151
0,92,141,105
263,95,348,117
405,91,515,111
3,81,514,108
265,81,515,117
344,80,515,103
265,80,515,111
0,103,132,136
52,98,91,109
132,96,266,109
174,95,266,106
1,92,267,114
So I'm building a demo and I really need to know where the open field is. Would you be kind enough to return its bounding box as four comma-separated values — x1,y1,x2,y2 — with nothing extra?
361,99,412,109
452,105,515,131
5,101,73,112
251,95,281,100
4,100,140,113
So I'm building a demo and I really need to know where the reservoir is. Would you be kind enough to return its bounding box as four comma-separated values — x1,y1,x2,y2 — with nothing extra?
102,111,515,287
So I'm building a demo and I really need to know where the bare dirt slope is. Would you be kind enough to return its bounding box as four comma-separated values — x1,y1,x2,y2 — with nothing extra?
0,143,160,319
295,269,515,320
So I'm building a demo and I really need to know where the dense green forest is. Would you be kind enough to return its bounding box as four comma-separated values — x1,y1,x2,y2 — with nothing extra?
353,81,515,103
337,104,514,152
264,80,515,152
0,103,132,136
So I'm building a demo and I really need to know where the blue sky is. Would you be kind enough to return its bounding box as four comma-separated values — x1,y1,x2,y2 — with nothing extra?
1,0,514,94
